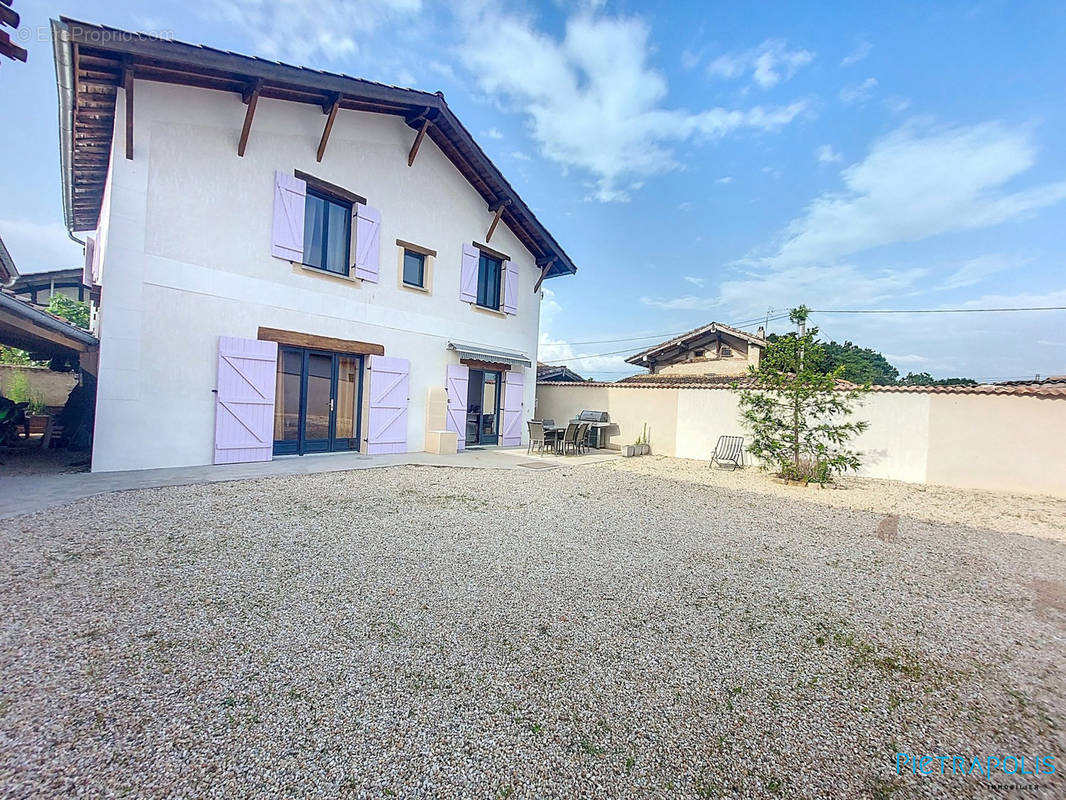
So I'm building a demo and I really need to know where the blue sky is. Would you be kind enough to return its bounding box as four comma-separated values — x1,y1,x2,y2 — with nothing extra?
3,0,1066,381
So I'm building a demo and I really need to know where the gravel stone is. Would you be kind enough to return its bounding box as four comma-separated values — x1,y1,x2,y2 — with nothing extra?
0,462,1063,798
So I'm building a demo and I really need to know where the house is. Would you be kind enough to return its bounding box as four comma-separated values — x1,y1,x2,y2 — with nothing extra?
7,267,87,306
537,362,585,383
624,322,766,379
50,19,576,472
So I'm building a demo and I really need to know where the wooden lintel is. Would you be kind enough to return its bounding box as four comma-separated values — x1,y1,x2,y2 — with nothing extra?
238,79,262,158
460,358,512,372
123,60,134,160
407,118,429,167
258,326,384,356
485,202,508,242
534,258,555,294
317,95,341,162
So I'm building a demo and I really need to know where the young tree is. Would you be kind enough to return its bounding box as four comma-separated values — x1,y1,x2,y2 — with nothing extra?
738,306,869,485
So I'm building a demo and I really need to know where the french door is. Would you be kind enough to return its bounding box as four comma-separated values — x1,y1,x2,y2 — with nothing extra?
465,369,501,446
273,347,363,455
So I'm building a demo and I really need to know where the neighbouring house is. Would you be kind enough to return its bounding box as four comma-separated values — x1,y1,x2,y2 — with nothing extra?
7,267,87,306
51,19,576,472
625,322,766,378
537,362,585,383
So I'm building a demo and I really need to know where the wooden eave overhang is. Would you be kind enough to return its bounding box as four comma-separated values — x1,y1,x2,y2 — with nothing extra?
51,18,577,281
624,322,768,368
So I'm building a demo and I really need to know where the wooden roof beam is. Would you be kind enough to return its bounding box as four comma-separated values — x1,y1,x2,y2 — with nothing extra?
237,78,262,157
316,94,341,162
485,199,511,243
534,257,555,294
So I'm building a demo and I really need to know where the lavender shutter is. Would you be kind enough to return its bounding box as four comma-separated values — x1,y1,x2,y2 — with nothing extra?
502,259,518,315
459,244,478,303
271,170,306,261
366,355,409,454
501,369,524,446
213,336,278,464
445,364,469,450
354,205,381,282
82,236,95,288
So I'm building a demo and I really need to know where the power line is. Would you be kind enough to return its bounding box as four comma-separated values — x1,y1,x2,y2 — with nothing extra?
540,312,792,365
810,306,1066,314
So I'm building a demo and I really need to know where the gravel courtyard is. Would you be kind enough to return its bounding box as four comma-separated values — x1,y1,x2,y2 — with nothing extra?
1,463,1064,798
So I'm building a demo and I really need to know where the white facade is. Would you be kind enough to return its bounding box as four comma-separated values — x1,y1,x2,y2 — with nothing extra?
89,79,550,471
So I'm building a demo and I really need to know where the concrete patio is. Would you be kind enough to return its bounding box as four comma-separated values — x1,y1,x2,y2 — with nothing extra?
0,446,620,519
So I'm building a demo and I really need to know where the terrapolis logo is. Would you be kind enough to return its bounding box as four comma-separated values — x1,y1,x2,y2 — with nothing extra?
896,753,1056,779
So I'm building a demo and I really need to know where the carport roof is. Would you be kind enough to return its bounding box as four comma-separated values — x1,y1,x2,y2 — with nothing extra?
0,291,98,358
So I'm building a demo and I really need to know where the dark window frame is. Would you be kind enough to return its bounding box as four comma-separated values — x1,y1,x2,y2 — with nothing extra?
476,252,503,311
402,249,426,288
302,186,352,276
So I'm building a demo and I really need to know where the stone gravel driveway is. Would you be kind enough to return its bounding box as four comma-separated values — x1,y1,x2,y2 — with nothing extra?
1,464,1063,798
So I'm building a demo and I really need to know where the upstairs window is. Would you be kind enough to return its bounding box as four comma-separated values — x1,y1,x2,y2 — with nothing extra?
476,252,502,310
303,188,351,275
402,249,426,288
720,346,733,358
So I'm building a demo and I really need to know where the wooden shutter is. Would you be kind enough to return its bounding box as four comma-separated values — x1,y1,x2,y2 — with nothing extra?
501,369,524,446
445,364,469,451
354,205,381,282
213,336,278,464
271,170,306,261
366,355,409,454
502,259,518,315
82,236,95,288
459,244,478,303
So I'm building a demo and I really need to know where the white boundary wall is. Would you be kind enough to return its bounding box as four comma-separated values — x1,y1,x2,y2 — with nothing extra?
536,384,1066,497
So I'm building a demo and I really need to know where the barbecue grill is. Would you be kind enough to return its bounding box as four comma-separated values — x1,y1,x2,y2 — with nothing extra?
570,409,610,449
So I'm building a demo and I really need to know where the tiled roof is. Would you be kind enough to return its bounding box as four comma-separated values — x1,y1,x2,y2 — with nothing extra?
625,321,767,367
539,374,1066,398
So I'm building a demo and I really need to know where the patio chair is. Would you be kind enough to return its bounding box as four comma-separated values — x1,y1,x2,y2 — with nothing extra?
527,420,553,455
711,435,744,470
575,422,591,454
558,422,581,455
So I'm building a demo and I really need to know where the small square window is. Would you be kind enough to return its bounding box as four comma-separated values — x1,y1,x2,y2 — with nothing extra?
694,349,706,358
720,346,733,358
477,253,502,310
303,188,351,275
402,250,425,288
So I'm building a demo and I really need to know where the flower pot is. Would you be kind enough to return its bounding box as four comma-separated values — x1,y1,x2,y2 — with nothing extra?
623,445,636,457
639,444,650,455
27,414,51,436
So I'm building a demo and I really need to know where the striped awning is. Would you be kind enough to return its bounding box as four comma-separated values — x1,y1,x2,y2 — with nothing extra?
448,341,532,368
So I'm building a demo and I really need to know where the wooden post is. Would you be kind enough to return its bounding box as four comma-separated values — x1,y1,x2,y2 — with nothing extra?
317,95,341,162
485,203,506,242
238,79,262,158
407,118,429,167
533,258,554,294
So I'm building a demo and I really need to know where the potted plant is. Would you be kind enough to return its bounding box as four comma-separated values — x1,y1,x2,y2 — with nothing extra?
637,423,651,455
26,394,51,436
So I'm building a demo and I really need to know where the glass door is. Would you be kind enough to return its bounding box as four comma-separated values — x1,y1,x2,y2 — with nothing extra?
465,369,501,446
273,347,363,456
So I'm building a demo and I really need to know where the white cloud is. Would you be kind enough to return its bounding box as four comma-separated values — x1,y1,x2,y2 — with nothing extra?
816,144,842,164
537,332,633,377
841,40,872,66
762,120,1066,270
678,201,694,211
206,0,422,64
458,11,808,202
938,253,1028,290
715,175,734,185
839,77,878,105
884,96,911,114
485,127,504,139
683,276,706,287
509,150,531,161
708,39,815,89
0,218,84,273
